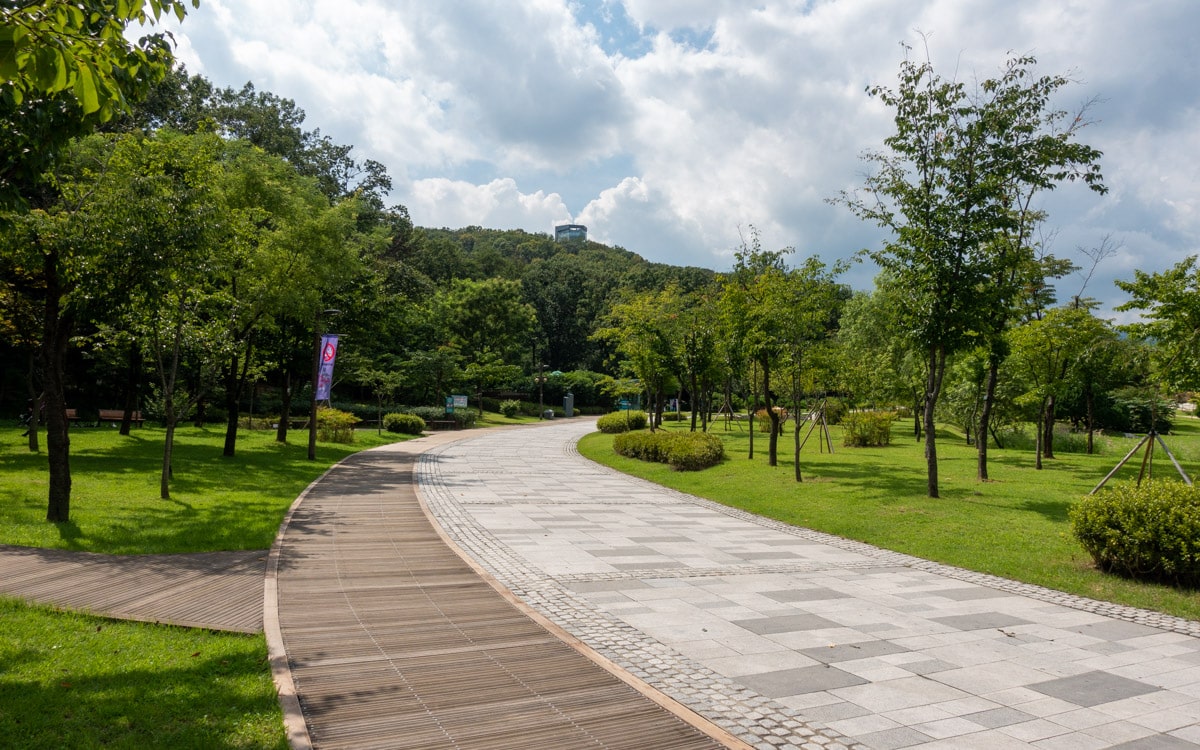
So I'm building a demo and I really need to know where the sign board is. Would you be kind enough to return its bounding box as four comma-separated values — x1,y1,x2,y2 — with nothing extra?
452,394,469,408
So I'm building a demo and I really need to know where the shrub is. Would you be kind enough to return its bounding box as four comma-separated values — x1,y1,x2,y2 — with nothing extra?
499,399,521,418
613,430,724,471
842,411,896,447
597,410,648,433
316,407,360,444
383,412,425,435
1070,480,1200,588
823,397,847,425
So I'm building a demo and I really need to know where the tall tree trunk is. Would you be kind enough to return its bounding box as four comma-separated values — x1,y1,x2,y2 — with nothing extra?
276,370,292,443
1034,401,1045,471
763,356,778,467
923,345,946,499
977,355,1000,481
161,411,176,500
24,353,40,453
42,249,72,522
689,373,699,432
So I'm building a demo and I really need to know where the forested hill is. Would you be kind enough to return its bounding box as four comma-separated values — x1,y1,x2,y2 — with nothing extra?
407,226,718,371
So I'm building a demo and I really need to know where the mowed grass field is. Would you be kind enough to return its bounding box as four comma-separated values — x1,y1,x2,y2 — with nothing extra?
578,415,1200,622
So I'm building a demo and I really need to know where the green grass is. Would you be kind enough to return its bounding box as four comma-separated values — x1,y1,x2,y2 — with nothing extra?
0,598,287,750
0,425,414,554
578,417,1200,622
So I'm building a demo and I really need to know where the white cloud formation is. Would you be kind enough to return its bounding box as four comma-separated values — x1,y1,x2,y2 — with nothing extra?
408,178,571,232
164,0,1200,316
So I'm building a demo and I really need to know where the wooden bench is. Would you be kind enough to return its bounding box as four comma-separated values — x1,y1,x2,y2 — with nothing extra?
65,408,81,423
98,409,145,427
429,420,458,431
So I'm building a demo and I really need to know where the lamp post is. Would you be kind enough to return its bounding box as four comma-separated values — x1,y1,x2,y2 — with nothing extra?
308,309,341,460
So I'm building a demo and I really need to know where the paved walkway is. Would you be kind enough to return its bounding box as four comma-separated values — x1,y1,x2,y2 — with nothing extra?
267,429,739,750
416,419,1200,750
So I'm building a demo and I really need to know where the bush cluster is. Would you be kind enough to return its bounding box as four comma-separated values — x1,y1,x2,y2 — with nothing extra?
382,412,426,435
316,407,359,443
1070,480,1200,588
842,411,896,447
596,410,648,433
499,399,521,418
613,430,725,471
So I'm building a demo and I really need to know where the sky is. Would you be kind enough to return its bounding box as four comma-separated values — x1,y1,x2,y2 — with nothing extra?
156,0,1199,320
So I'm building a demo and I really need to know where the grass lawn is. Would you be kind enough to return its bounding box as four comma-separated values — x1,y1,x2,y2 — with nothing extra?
0,598,286,750
578,416,1200,622
0,424,416,554
0,423,419,750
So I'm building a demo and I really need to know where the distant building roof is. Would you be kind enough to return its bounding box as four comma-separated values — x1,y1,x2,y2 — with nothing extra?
554,223,587,242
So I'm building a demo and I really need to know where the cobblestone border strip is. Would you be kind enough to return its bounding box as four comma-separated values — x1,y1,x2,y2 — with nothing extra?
565,437,1200,639
417,447,867,750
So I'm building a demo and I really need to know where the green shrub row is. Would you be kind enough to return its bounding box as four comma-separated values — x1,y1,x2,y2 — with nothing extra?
1070,480,1200,588
382,412,426,434
842,411,896,447
613,430,725,471
597,410,648,433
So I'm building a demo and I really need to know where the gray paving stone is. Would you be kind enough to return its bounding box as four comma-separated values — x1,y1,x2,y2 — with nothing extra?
739,665,869,697
931,612,1034,631
1028,671,1162,707
735,613,845,635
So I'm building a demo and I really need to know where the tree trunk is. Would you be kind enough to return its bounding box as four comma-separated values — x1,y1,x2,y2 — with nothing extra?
923,345,946,499
277,371,292,443
24,353,40,453
161,413,176,500
977,355,999,481
42,249,72,523
763,357,778,467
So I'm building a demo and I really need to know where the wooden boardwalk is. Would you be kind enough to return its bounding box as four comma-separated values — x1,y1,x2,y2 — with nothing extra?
0,544,265,633
270,439,738,749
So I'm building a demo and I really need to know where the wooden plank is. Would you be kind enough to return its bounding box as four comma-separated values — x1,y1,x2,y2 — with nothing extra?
273,445,735,749
0,546,265,633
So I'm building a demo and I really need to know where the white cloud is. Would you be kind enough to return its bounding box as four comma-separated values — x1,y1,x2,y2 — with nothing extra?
407,178,570,232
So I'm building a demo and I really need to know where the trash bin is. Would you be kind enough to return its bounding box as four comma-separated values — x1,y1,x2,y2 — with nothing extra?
543,409,555,419
563,392,574,418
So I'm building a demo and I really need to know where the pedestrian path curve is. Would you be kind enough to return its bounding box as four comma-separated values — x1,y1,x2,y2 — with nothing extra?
415,419,1200,750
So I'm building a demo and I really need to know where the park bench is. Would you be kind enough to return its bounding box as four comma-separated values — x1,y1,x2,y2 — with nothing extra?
98,409,145,427
429,420,458,431
65,408,81,423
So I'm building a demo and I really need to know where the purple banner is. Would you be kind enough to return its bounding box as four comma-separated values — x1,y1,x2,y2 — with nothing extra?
316,334,339,401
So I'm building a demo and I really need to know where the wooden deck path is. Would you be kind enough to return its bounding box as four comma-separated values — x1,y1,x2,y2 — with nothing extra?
0,544,265,633
269,438,741,750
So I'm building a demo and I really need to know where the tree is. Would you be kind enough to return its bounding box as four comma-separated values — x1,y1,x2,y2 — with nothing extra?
1008,306,1109,468
832,48,1105,497
1116,256,1200,391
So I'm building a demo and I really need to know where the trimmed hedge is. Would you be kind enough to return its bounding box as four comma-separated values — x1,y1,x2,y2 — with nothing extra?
613,430,725,471
383,412,426,435
1070,480,1200,588
597,410,648,433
